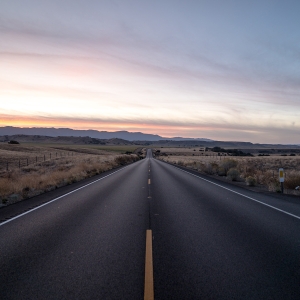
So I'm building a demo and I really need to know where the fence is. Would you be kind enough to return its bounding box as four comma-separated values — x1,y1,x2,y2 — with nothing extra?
0,151,77,172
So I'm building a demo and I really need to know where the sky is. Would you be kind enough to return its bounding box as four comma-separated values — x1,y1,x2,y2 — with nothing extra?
0,0,300,143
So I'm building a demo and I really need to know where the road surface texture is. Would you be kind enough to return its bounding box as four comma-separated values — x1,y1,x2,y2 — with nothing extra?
0,149,299,299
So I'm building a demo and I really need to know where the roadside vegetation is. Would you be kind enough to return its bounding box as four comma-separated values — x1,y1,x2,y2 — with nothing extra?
92,145,141,153
0,143,145,205
155,147,300,195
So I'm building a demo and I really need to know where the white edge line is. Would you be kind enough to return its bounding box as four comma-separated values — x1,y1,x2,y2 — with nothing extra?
0,164,132,227
164,161,300,220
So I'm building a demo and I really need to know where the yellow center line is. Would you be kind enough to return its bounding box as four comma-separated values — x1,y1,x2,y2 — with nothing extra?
148,179,151,184
144,230,154,300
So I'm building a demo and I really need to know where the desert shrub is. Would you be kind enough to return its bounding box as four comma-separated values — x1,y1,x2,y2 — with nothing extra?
267,178,281,192
219,159,238,175
284,172,300,189
244,166,256,177
114,155,138,165
245,176,256,186
253,171,265,185
202,162,219,175
0,178,12,195
196,162,206,172
177,160,184,166
210,162,219,174
218,166,226,176
227,168,240,181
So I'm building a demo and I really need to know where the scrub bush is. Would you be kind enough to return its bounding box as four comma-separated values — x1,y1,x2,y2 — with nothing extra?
219,159,238,175
227,168,240,181
245,176,256,186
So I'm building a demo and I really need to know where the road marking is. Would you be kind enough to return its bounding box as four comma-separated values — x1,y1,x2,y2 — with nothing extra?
144,230,154,300
0,164,132,227
148,179,151,184
170,165,300,220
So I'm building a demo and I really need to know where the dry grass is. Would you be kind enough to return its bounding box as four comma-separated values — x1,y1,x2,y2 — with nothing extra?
156,146,213,156
92,145,140,153
0,143,141,205
0,143,143,171
0,143,88,171
156,148,300,195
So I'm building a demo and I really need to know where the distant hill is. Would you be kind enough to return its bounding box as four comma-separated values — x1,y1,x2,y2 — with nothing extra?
168,137,213,142
0,134,135,146
0,126,213,142
149,139,300,151
1,133,300,152
0,134,105,145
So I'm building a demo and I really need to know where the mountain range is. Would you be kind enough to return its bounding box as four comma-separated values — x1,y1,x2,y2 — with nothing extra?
0,126,213,142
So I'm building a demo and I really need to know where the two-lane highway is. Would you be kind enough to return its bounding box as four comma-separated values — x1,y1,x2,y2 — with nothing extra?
1,149,300,299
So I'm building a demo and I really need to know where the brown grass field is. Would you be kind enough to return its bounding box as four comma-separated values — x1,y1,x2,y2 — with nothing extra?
155,147,300,195
0,143,144,205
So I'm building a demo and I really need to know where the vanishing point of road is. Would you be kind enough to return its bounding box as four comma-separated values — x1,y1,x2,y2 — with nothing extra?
0,149,299,299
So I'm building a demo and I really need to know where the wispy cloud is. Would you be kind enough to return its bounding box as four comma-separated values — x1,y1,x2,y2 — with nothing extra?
1,1,299,143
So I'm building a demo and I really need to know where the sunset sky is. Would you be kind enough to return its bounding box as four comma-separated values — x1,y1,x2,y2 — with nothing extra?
1,0,299,143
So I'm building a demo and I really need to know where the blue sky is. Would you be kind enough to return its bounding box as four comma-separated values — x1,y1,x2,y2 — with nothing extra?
0,0,299,143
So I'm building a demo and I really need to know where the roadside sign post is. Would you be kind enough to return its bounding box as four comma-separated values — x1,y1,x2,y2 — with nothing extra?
279,168,284,193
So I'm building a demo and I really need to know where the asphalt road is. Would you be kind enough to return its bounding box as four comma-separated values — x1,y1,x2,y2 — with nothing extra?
0,149,300,299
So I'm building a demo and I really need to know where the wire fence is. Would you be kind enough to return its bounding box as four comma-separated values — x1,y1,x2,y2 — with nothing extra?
0,151,78,172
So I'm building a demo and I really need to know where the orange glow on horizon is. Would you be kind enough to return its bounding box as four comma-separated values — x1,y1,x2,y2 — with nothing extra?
0,114,217,138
